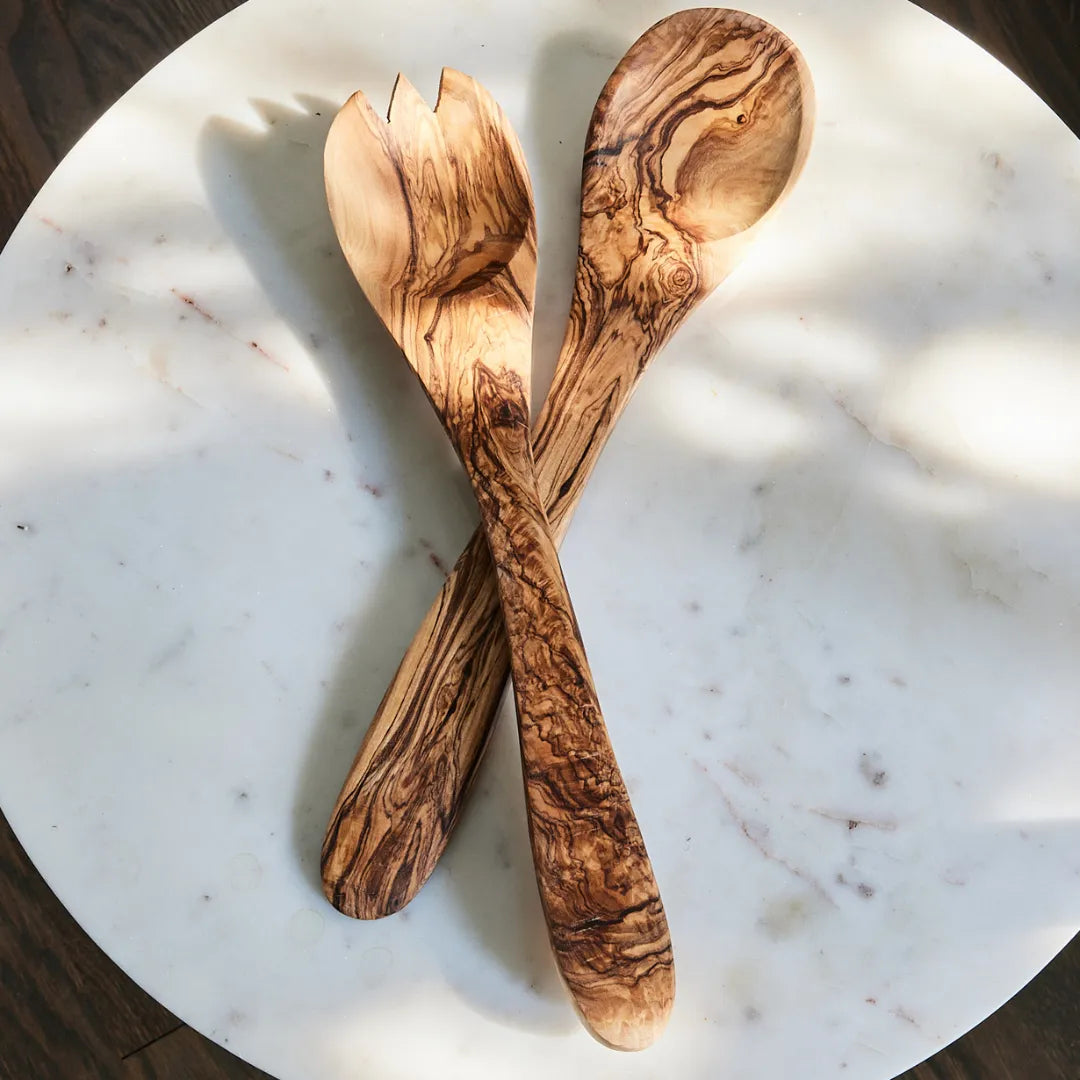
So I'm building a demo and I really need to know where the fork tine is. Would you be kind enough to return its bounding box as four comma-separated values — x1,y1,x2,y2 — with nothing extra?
434,67,496,132
435,67,534,217
343,88,388,137
434,69,508,159
387,73,433,126
434,67,475,110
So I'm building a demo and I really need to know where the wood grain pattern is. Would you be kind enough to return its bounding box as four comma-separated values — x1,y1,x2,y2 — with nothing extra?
321,8,814,930
324,67,672,1049
464,368,673,1050
2,2,1080,1077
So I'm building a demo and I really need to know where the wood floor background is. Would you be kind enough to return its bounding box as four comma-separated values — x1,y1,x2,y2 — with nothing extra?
1,1,1078,1076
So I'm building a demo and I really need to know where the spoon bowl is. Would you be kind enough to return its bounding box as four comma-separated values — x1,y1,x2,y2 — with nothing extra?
593,8,812,259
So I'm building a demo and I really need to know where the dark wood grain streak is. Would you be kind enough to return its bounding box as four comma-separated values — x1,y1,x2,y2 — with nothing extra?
321,7,813,929
1,0,1079,1077
324,67,673,1048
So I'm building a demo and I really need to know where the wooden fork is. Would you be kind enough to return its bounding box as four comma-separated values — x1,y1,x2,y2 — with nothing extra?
324,67,673,1050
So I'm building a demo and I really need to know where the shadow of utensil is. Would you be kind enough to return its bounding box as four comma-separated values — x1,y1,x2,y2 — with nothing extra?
197,96,475,898
525,28,626,408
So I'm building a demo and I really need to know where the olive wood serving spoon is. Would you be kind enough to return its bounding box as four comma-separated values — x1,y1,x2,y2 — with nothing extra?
325,67,672,1049
323,8,815,934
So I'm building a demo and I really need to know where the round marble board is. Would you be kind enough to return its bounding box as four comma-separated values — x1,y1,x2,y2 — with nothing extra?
2,0,1079,1077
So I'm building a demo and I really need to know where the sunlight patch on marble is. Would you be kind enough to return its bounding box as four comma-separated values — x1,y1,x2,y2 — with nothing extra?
881,331,1080,494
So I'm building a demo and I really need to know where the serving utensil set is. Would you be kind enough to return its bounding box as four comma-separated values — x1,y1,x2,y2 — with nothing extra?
322,7,813,1048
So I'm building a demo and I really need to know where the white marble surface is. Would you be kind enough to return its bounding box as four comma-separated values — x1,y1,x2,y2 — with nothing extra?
2,0,1080,1077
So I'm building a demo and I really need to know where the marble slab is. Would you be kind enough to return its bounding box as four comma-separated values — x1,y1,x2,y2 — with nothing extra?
2,1,1080,1077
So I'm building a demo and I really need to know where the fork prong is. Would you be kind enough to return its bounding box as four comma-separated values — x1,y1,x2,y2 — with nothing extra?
344,88,388,133
434,67,496,129
434,66,534,216
387,73,432,126
434,66,475,110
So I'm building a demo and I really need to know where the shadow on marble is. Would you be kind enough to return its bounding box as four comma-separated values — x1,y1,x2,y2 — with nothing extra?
522,27,624,407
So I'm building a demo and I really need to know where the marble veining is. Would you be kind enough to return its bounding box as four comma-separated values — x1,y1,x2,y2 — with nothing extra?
1,0,1080,1077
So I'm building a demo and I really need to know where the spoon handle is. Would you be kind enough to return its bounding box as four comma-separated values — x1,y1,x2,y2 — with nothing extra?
457,369,672,1051
320,302,670,921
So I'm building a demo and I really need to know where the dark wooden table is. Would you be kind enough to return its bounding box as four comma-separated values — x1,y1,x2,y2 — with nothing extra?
2,2,1079,1076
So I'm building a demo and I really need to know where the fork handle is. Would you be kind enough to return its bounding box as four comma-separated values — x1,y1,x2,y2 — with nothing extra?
456,366,672,1051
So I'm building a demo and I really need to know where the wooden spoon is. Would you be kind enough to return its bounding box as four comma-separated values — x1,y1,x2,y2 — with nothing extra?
325,68,672,1050
323,7,815,929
